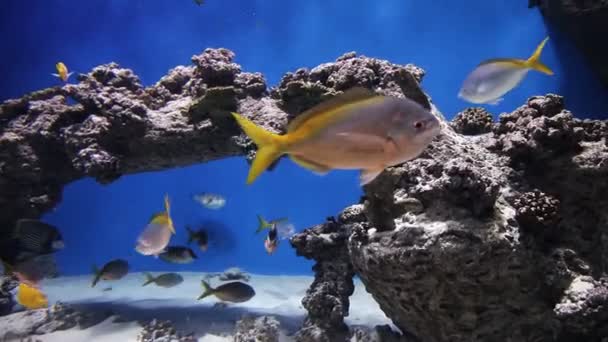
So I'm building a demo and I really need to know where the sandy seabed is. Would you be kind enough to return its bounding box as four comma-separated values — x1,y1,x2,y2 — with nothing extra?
26,272,391,341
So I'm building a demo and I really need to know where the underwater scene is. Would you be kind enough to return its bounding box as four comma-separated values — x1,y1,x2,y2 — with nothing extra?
1,0,608,341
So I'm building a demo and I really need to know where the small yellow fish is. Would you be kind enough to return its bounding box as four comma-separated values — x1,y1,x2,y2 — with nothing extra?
17,283,48,310
231,87,440,185
458,37,554,105
51,62,73,82
135,194,176,256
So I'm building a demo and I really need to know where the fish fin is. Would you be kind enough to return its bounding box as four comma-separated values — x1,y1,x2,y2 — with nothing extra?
163,194,175,234
289,155,331,175
17,283,48,310
335,132,387,154
286,87,378,133
66,72,74,81
256,215,269,234
231,112,286,184
360,168,384,186
51,73,60,78
487,97,504,105
197,280,214,300
525,37,553,75
142,272,155,286
91,265,101,288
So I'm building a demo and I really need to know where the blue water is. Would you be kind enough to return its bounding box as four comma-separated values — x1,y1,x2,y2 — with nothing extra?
2,0,607,276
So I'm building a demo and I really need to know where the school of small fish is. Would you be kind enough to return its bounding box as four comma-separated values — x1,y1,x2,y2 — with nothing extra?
7,31,555,312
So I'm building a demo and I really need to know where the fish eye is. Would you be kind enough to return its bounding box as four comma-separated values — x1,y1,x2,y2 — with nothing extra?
414,121,424,130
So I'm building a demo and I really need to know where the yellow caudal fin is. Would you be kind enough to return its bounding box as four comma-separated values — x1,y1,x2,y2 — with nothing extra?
525,37,554,75
163,194,175,234
231,112,286,184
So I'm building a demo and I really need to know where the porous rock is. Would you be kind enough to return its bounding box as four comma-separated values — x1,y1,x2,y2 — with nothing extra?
450,107,494,135
290,210,358,342
0,275,18,316
0,48,285,232
0,302,111,340
336,93,606,341
137,319,195,342
234,315,280,342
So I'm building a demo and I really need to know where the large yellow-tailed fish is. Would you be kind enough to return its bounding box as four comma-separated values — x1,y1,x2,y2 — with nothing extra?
231,87,440,185
135,194,175,256
458,37,554,105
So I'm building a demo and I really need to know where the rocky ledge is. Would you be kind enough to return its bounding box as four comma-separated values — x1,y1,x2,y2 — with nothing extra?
1,47,607,341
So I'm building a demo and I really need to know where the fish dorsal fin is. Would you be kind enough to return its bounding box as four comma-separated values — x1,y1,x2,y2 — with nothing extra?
479,58,527,69
287,87,378,133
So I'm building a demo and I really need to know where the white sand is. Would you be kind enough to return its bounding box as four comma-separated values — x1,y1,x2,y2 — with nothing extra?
28,272,391,341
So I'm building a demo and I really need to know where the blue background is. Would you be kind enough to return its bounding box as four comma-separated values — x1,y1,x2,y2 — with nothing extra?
1,0,606,276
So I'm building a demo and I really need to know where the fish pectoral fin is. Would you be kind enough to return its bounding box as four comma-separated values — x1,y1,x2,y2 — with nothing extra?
289,155,331,175
487,98,504,105
335,132,387,154
360,168,384,186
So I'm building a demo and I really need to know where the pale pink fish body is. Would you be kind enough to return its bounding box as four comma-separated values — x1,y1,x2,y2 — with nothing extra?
135,221,172,256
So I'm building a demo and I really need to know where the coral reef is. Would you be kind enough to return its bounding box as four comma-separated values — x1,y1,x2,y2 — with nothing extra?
0,302,111,340
0,275,18,316
234,315,281,342
2,48,608,341
450,107,494,135
290,210,360,342
137,319,196,342
0,48,279,231
529,0,608,88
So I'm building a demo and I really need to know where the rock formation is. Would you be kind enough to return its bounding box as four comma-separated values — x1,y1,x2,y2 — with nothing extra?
1,47,607,341
234,315,281,342
0,302,112,340
137,319,196,342
529,0,608,88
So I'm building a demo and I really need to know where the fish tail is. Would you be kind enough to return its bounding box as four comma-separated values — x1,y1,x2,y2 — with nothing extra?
231,112,287,185
142,272,155,286
197,280,214,300
525,37,554,75
256,215,270,234
91,265,101,288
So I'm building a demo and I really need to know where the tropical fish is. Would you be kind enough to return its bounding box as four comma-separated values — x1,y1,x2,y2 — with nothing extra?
16,283,48,310
13,219,64,255
51,62,74,82
458,37,554,105
231,87,440,185
255,215,288,234
186,226,209,252
275,221,296,240
192,193,226,210
197,280,255,303
264,225,279,255
142,272,184,288
159,246,197,264
91,259,129,287
135,194,176,256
